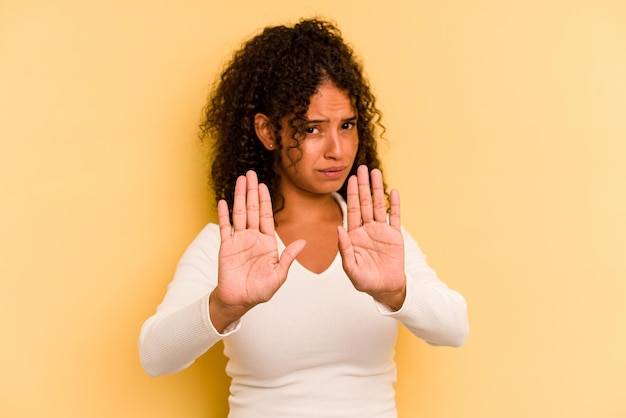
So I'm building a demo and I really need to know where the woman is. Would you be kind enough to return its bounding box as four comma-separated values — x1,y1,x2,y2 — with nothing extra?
139,18,468,418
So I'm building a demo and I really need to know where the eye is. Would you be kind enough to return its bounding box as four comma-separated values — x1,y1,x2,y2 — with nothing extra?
341,122,355,130
305,126,319,134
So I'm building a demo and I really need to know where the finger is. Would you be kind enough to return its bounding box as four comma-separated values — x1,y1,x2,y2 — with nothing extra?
258,182,275,235
370,168,387,223
217,199,232,240
389,189,401,230
346,175,361,231
357,165,374,223
337,225,356,273
245,170,260,230
232,175,247,232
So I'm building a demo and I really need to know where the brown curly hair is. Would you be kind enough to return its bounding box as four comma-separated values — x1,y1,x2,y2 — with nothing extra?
199,18,386,217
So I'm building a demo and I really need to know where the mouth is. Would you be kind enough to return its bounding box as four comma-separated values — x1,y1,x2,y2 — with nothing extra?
319,166,347,179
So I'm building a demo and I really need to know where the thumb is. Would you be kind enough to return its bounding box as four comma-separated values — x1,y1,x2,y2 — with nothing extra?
277,239,307,273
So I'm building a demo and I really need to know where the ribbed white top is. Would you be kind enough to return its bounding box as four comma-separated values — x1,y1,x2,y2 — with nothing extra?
139,194,468,417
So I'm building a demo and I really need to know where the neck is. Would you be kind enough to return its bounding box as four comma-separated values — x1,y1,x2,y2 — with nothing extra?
274,191,342,225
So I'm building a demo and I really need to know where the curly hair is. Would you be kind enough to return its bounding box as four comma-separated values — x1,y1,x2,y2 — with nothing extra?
199,18,386,217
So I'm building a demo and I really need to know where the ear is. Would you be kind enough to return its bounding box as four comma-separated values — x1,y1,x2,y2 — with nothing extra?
254,113,276,151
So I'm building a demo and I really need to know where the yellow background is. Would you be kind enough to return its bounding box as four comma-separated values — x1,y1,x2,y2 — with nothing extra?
1,0,625,417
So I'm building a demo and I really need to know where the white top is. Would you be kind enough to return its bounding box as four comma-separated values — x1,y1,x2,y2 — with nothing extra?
139,194,468,418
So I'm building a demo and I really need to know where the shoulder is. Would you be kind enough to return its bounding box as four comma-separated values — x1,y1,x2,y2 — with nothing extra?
194,222,221,242
179,223,222,263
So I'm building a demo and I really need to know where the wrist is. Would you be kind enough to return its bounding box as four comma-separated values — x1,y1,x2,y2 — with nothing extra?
373,282,406,312
208,289,249,333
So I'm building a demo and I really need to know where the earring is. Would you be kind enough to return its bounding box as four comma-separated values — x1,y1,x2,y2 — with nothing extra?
269,144,274,149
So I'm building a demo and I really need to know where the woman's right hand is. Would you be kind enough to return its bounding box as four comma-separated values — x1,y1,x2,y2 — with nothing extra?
209,170,306,333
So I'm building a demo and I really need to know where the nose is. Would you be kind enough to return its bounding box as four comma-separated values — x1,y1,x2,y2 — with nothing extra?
324,130,342,159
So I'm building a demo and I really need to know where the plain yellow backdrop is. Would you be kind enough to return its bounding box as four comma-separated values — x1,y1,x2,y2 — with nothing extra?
1,0,625,417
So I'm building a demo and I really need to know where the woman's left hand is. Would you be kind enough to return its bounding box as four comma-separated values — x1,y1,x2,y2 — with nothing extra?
337,165,406,310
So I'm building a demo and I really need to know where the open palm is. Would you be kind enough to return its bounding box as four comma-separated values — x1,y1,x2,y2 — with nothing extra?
338,166,406,310
214,171,306,312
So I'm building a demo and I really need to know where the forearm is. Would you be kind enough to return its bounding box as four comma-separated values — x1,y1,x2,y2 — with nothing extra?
139,294,228,376
387,277,469,347
382,228,469,347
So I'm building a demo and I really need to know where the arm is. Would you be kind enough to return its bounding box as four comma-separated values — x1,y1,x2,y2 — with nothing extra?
378,229,469,347
139,171,305,376
337,165,468,347
138,224,234,377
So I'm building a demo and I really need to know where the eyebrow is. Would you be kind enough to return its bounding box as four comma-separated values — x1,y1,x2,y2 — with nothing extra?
305,115,358,124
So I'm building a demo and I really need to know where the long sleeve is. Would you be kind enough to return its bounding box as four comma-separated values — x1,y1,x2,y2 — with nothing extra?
138,224,239,376
378,228,469,347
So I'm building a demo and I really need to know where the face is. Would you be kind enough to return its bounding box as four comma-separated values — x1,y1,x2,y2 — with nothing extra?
276,81,359,198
